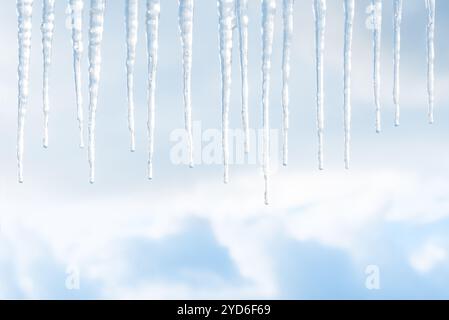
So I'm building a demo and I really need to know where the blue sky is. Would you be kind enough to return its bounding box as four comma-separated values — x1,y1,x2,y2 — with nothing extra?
1,0,449,299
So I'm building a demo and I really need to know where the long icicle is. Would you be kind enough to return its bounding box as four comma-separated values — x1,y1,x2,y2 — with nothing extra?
88,0,106,184
343,0,354,169
236,0,250,154
314,0,326,170
426,0,435,124
261,0,276,205
69,0,85,148
218,0,235,184
41,0,55,148
146,0,161,180
282,0,294,166
125,0,138,151
393,0,402,126
372,0,382,133
17,0,34,183
178,0,194,167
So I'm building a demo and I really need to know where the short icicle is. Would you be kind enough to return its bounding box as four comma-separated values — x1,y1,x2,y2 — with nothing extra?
125,0,138,151
69,0,85,148
261,0,276,205
343,0,354,169
314,0,326,170
178,0,195,167
282,0,294,166
146,0,161,180
41,0,55,148
236,0,250,154
88,0,106,183
218,0,235,184
425,0,435,124
17,0,34,183
393,0,402,126
371,0,382,133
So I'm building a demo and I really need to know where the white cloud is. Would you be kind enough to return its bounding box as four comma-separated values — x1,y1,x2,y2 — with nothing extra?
2,167,449,298
409,242,448,274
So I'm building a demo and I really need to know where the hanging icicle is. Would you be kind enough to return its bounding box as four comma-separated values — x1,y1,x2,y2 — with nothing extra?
314,0,326,170
12,0,447,204
426,0,435,124
125,0,138,151
146,0,161,179
69,0,85,148
343,0,354,169
393,0,402,126
178,0,195,168
88,0,106,183
282,0,294,167
41,0,55,148
17,0,34,183
261,0,276,205
218,0,235,184
371,0,382,133
236,0,249,154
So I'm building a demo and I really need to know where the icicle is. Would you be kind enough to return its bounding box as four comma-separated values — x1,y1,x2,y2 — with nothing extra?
69,0,85,148
282,0,293,166
178,0,194,167
41,0,55,148
314,0,326,170
17,0,34,183
343,0,354,169
146,0,161,179
371,0,382,133
426,0,435,124
125,0,138,151
236,0,249,154
261,0,276,205
393,0,402,126
88,0,106,184
218,0,235,184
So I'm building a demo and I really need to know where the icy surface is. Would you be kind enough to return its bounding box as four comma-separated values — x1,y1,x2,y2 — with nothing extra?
88,0,106,183
69,0,85,148
426,0,435,124
125,0,138,151
218,0,235,183
41,0,55,148
371,0,382,133
343,0,354,169
393,0,402,126
17,0,34,183
314,0,326,170
282,0,294,167
178,0,195,167
261,0,276,205
146,0,161,179
236,0,249,154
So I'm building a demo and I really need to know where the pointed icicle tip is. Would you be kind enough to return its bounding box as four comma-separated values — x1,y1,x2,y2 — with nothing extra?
426,0,436,125
218,0,235,184
87,0,106,184
236,0,250,155
17,0,35,184
343,0,354,170
314,0,326,170
178,0,195,168
393,0,402,127
69,0,85,149
282,0,294,168
146,0,161,179
261,0,276,204
126,0,139,152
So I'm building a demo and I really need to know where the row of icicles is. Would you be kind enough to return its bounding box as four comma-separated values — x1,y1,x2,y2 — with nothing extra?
16,0,436,204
